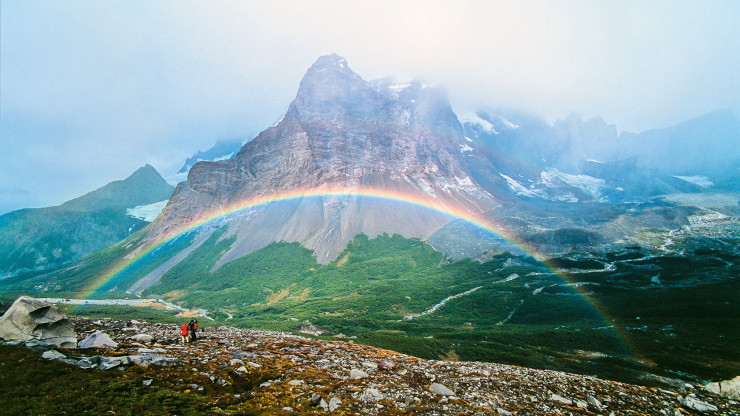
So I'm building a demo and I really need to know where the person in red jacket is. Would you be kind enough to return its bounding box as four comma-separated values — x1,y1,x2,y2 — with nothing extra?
180,323,189,344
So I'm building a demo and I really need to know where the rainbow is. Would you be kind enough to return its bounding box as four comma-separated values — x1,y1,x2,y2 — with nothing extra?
81,186,626,345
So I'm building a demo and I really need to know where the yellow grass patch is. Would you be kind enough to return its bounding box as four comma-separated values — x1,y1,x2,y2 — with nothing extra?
335,252,350,267
289,288,311,301
176,310,201,318
332,292,359,301
265,284,297,306
131,300,177,311
162,290,185,301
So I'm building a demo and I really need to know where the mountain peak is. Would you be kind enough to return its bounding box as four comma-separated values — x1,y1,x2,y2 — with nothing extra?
293,55,375,116
310,53,349,70
301,54,357,85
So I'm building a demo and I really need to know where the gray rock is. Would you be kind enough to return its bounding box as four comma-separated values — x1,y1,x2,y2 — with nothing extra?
0,297,76,348
350,368,369,379
550,393,573,406
309,394,322,406
679,396,718,412
497,408,512,416
76,356,101,369
232,350,258,359
639,373,687,391
587,395,603,410
229,358,244,367
78,331,118,349
429,382,454,396
128,354,180,367
7,339,56,352
362,361,378,369
360,387,384,402
703,375,740,399
131,334,153,344
328,397,342,412
41,349,67,361
378,359,396,370
288,379,305,386
98,356,131,370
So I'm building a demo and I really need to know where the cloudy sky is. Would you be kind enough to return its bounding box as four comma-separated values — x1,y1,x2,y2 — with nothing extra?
1,0,738,213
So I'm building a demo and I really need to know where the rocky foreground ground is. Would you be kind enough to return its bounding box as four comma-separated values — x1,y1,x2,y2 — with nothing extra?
9,317,727,415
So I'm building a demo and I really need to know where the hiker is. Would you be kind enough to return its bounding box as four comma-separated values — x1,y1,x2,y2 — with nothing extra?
180,322,189,344
188,319,197,342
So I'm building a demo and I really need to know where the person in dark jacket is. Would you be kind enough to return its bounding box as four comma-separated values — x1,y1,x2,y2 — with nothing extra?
188,319,197,342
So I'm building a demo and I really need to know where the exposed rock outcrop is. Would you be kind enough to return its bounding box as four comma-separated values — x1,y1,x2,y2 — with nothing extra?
0,296,76,348
704,375,740,399
145,54,498,274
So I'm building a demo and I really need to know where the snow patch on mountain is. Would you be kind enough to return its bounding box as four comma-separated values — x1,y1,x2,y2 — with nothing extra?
540,169,606,199
499,117,519,129
127,200,169,222
499,174,542,198
459,113,499,134
501,169,607,202
673,175,713,188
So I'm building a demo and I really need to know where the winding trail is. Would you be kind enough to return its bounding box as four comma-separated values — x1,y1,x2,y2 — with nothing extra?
404,286,482,321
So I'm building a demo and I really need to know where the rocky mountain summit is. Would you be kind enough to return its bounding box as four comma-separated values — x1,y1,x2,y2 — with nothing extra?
150,54,498,268
6,315,737,415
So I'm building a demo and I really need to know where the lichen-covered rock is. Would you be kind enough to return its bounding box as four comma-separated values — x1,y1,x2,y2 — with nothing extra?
0,297,76,348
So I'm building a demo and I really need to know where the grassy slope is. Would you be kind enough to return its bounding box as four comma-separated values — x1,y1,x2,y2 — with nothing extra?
137,231,739,385
1,230,737,386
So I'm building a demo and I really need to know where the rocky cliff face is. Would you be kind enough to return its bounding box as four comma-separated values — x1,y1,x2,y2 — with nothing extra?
151,55,499,264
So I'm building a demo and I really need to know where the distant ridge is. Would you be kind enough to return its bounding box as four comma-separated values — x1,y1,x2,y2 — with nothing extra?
0,165,174,277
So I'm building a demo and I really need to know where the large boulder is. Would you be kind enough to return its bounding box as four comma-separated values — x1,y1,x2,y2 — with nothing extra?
78,331,118,349
704,376,740,399
0,297,76,348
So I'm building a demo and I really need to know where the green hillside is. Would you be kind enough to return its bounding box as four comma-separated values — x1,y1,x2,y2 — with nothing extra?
0,165,174,277
1,231,737,386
